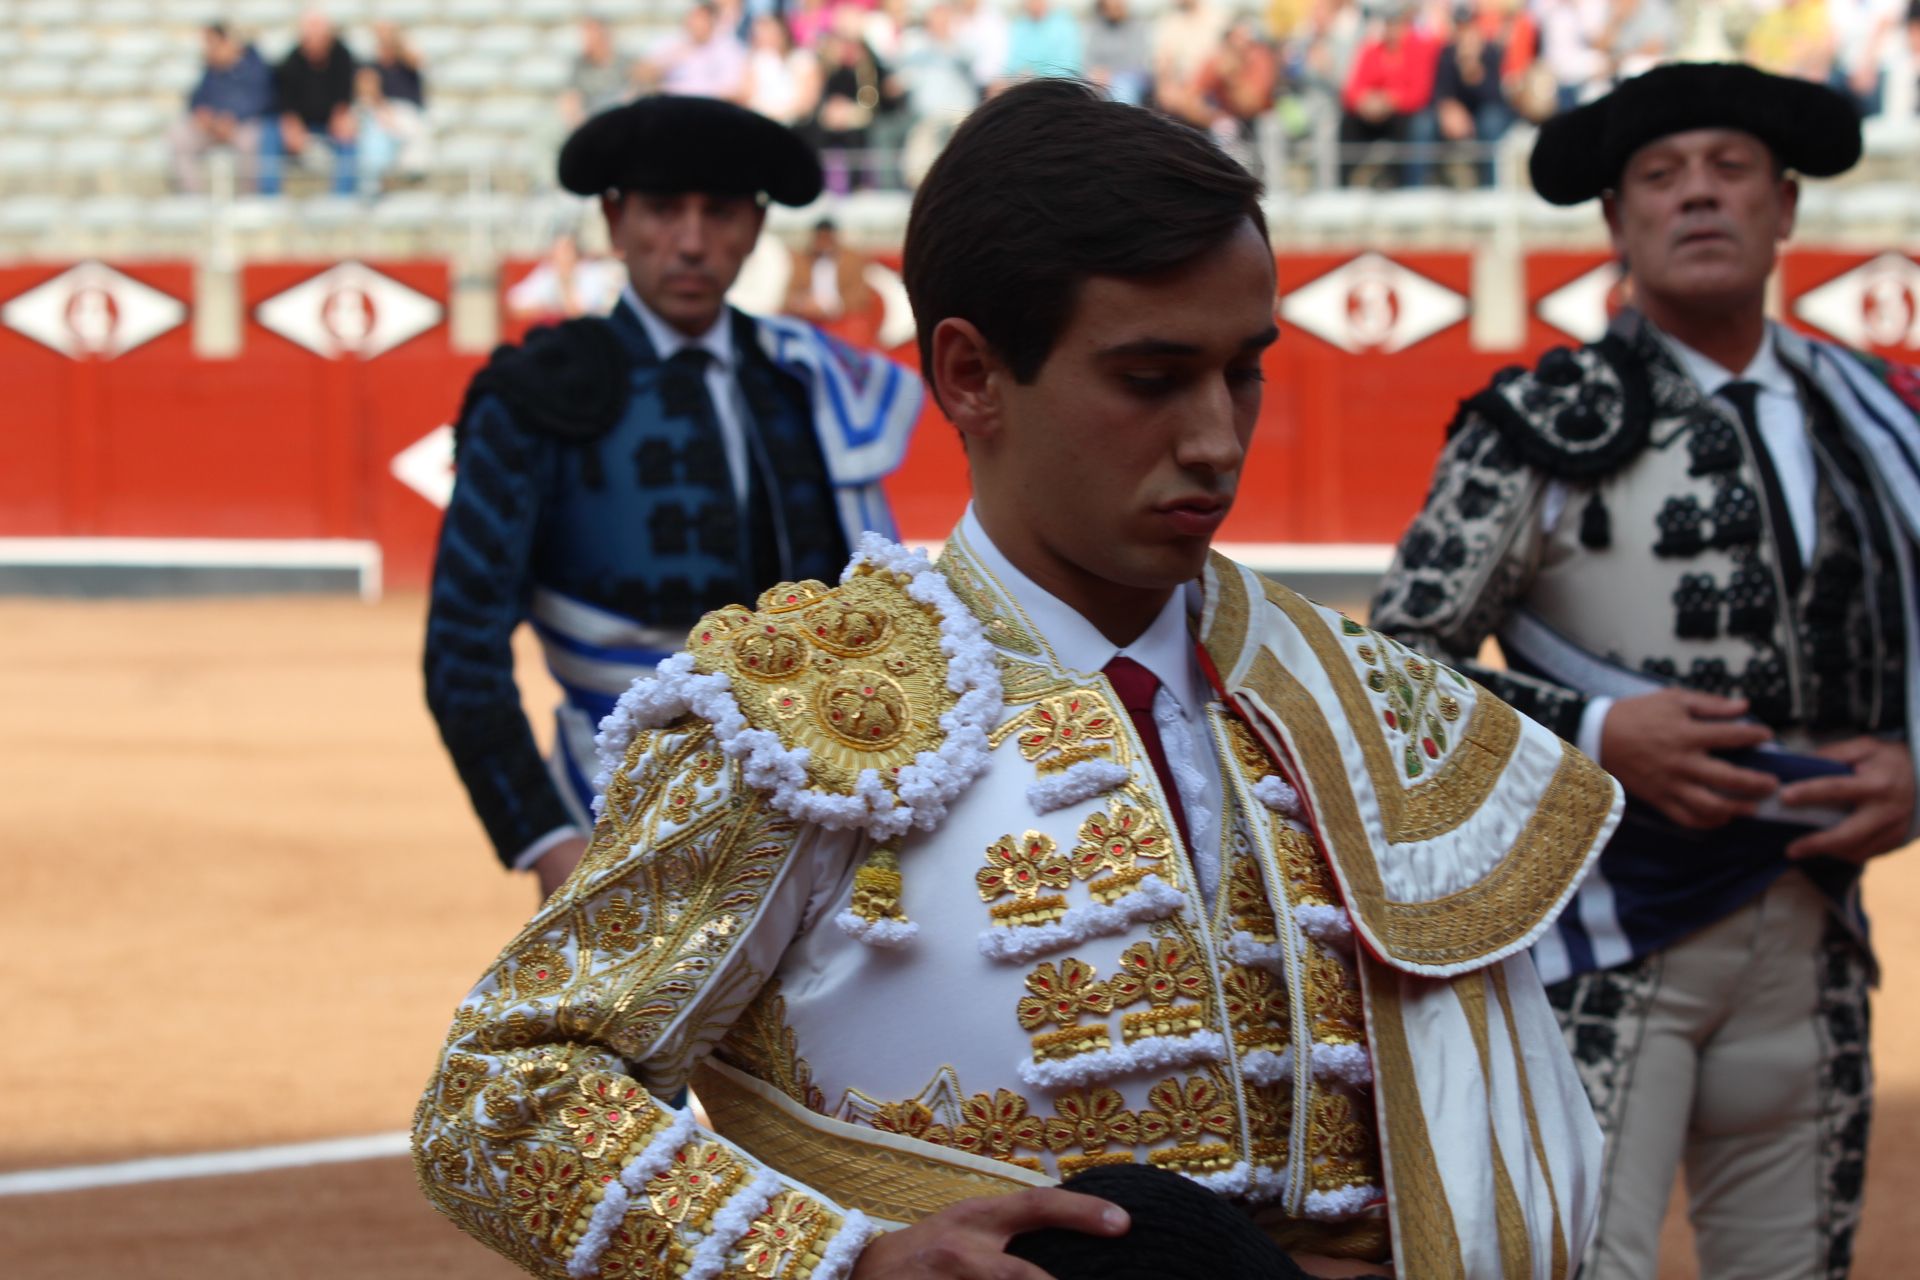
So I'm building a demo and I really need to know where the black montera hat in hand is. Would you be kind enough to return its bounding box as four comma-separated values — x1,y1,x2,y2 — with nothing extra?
1529,62,1862,206
558,95,824,206
1005,1164,1355,1280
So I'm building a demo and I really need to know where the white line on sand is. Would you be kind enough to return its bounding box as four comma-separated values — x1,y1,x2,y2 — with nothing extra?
0,1132,412,1197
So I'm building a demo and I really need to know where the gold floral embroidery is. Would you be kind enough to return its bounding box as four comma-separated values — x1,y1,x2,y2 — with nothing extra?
872,1101,940,1141
800,597,892,656
730,1192,833,1277
595,1214,678,1279
1106,938,1206,1009
438,1053,488,1115
1226,855,1279,943
1044,1087,1141,1152
1014,691,1120,772
499,1145,589,1251
1308,1093,1381,1191
589,895,647,954
1222,965,1290,1029
646,1141,746,1227
511,944,572,998
446,1005,484,1046
1244,1083,1293,1163
926,1090,1050,1171
421,1134,469,1188
1276,828,1336,905
557,1070,659,1160
977,832,1072,902
1070,803,1170,879
1308,950,1365,1045
715,983,827,1114
1017,958,1114,1029
1142,1076,1236,1146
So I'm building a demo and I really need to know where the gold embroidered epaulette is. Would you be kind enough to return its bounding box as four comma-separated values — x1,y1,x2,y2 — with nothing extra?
594,538,1005,946
688,569,957,795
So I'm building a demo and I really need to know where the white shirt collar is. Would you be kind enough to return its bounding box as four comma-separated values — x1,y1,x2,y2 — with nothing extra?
1662,322,1797,401
622,284,735,372
957,504,1209,716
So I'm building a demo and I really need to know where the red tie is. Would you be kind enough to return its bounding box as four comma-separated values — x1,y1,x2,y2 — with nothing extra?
1103,656,1192,850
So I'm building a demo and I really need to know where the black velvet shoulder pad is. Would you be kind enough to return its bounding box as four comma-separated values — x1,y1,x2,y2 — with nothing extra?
1449,334,1653,480
452,317,631,457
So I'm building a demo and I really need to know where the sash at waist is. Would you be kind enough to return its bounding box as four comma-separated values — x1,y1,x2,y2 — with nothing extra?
692,1059,1395,1263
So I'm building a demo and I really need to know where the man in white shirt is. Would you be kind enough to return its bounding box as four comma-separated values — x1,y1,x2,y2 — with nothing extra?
1371,61,1920,1280
416,78,1618,1280
425,96,920,895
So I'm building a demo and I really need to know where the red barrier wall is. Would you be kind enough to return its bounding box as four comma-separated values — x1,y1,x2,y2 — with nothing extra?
9,248,1911,592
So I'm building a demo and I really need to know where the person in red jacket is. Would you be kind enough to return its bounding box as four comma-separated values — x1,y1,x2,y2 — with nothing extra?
1337,0,1440,187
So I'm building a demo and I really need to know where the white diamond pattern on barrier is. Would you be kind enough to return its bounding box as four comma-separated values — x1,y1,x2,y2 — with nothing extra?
391,423,455,510
1278,252,1469,355
1793,253,1920,352
1,261,187,359
255,261,443,359
1535,262,1623,344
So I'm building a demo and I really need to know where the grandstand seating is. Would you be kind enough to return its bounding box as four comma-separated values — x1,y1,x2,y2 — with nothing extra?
1,0,1917,262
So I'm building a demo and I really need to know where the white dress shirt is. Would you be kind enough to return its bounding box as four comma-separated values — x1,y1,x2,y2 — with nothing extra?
1663,327,1818,564
624,285,754,505
957,505,1229,901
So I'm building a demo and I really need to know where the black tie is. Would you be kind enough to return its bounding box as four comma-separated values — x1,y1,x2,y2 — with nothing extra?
1717,379,1762,435
666,346,786,591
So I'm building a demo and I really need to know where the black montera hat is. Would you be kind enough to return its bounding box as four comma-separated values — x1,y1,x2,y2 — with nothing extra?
1004,1164,1325,1280
1529,62,1862,206
557,95,824,205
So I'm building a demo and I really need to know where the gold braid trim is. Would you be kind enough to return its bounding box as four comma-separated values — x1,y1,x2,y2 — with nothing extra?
1361,953,1467,1280
691,1060,1050,1224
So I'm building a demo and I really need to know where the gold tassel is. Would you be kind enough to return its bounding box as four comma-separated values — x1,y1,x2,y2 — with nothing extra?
849,846,907,925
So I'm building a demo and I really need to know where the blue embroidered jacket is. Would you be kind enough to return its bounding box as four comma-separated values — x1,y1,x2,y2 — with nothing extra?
425,299,915,866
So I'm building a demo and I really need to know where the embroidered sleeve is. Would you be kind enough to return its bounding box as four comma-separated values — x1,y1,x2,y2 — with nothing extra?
1368,415,1591,742
423,393,574,866
413,716,876,1280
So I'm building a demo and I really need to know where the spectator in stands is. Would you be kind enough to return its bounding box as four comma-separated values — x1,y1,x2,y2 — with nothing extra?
1431,5,1515,186
1829,0,1904,113
1286,0,1366,136
1338,0,1441,187
1005,0,1086,81
505,231,627,325
643,1,750,99
789,0,837,49
896,2,982,119
782,217,882,346
954,0,1014,90
171,21,275,194
272,9,358,196
1152,0,1228,115
1188,17,1282,158
864,0,914,61
743,14,823,123
810,9,906,190
1744,0,1837,85
371,21,426,107
1605,0,1678,81
1535,0,1610,108
351,65,429,194
561,16,633,126
1085,0,1153,104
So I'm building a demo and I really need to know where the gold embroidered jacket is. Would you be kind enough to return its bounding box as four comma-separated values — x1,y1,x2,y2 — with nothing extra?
413,535,1621,1280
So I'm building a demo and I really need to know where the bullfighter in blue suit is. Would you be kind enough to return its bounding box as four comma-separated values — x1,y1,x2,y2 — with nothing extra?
425,96,922,893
